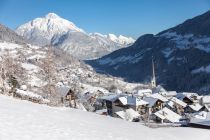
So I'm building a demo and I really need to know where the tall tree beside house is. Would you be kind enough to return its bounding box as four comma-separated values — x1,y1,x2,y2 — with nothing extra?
41,45,58,104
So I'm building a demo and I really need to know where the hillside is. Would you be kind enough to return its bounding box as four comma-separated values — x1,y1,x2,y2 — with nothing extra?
0,94,209,140
0,24,27,44
0,41,146,105
87,10,210,95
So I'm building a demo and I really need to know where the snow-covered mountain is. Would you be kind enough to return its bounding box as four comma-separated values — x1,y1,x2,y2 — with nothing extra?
107,33,135,45
16,13,135,60
87,10,210,95
16,13,84,46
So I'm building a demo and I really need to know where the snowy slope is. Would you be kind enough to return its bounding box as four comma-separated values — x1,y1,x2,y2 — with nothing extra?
0,94,209,140
16,13,135,60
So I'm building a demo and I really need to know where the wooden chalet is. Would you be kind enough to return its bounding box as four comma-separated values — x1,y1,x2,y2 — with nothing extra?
143,93,168,113
167,97,187,115
57,85,77,107
100,94,148,117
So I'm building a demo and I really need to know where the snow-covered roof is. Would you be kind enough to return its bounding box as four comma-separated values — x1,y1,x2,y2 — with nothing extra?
176,92,200,103
150,93,168,102
152,85,167,93
56,85,71,97
167,101,174,108
192,111,210,120
136,89,152,96
170,97,187,107
190,111,210,127
143,97,159,108
115,108,140,121
160,91,177,97
80,83,109,95
189,103,203,111
176,93,188,100
202,96,210,104
204,104,210,112
152,86,176,98
181,92,199,99
154,107,182,123
118,96,127,105
127,96,148,106
118,96,148,106
100,94,125,102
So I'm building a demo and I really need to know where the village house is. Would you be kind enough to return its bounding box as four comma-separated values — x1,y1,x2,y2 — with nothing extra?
82,90,105,111
143,93,168,113
154,107,182,123
94,86,210,127
118,95,149,114
115,108,140,122
177,92,200,105
56,83,77,107
200,96,210,112
100,94,148,118
99,94,126,116
167,97,187,115
185,103,204,113
83,90,104,105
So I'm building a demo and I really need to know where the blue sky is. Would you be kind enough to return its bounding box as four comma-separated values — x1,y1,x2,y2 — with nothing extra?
0,0,210,38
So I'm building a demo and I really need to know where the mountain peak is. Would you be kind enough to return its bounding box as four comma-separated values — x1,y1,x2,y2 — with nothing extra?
16,13,84,46
45,13,60,19
108,33,135,45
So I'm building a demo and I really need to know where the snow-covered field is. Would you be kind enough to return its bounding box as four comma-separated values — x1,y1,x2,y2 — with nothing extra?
0,95,209,140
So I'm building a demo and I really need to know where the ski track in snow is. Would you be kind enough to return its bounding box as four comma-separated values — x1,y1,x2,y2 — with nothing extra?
0,95,209,140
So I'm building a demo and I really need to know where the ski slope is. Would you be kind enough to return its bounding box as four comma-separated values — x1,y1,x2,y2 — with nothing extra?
0,95,209,140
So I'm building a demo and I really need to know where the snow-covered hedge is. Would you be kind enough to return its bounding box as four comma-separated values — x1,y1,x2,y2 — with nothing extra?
14,89,49,104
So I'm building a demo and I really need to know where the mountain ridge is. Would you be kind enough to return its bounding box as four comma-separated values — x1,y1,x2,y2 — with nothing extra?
0,24,27,45
87,10,210,95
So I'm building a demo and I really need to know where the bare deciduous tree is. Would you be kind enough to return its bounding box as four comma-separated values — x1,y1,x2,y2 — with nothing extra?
41,46,58,101
0,49,22,95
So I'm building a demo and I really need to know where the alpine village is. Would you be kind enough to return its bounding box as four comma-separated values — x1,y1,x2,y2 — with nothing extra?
1,2,210,139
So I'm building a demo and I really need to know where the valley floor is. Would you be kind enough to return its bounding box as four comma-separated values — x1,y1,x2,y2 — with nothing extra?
0,94,209,140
